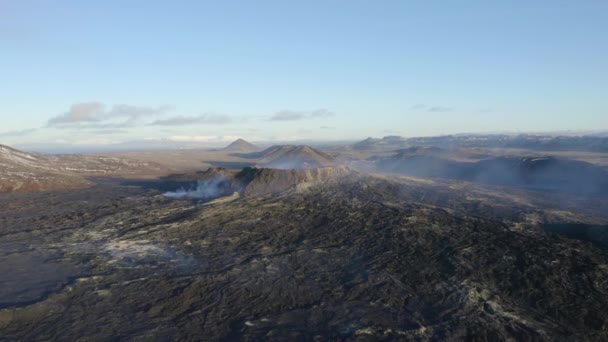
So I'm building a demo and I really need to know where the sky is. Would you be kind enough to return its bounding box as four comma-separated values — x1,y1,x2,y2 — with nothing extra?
1,1,607,151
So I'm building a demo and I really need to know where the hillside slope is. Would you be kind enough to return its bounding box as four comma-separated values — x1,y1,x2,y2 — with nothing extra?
221,138,259,153
376,150,608,194
2,171,608,340
257,145,337,169
0,144,165,193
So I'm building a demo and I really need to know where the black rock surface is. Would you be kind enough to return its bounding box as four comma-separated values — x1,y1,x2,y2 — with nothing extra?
1,172,608,340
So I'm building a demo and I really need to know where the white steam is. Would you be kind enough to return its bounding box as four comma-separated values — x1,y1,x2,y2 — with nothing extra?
164,176,230,200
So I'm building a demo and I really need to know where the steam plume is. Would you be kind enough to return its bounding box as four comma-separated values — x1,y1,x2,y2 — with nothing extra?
164,175,231,200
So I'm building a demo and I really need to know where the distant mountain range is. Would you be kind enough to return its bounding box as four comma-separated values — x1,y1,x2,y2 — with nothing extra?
374,148,608,194
353,134,608,152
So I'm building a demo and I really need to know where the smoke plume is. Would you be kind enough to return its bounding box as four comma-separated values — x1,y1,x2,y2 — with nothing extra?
164,175,232,200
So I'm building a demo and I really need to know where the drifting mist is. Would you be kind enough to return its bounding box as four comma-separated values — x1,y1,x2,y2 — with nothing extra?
164,175,232,200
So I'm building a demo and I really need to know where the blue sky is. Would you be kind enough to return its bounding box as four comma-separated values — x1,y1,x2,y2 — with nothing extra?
1,1,607,149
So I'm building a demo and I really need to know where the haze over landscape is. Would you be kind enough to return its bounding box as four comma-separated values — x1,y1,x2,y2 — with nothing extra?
1,1,608,341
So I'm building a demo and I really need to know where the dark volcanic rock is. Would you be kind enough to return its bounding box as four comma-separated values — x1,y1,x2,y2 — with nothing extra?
1,172,608,340
130,166,355,200
234,166,353,196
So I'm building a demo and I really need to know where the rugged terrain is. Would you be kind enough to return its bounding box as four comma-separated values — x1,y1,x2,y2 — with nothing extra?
373,149,608,194
2,139,608,340
0,144,165,193
1,166,608,340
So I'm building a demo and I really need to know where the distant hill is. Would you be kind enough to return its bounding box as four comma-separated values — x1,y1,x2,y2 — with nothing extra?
376,150,608,194
353,136,406,151
221,139,259,153
0,144,90,193
257,145,337,169
352,137,381,150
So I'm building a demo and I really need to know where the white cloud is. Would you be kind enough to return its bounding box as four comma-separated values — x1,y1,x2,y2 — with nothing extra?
0,128,37,137
48,102,105,124
269,109,334,121
150,113,233,126
48,102,173,126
